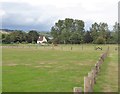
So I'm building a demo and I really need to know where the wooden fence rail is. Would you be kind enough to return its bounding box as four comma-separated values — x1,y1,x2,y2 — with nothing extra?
73,47,109,93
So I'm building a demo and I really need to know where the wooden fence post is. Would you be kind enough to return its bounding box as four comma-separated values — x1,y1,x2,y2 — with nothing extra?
84,76,93,93
96,62,100,72
88,72,94,90
92,68,96,84
101,54,105,61
98,58,103,65
73,87,82,94
73,48,109,93
95,64,98,75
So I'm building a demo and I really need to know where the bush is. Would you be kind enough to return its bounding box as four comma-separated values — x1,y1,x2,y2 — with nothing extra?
32,41,36,44
96,37,105,44
21,41,28,44
16,41,20,44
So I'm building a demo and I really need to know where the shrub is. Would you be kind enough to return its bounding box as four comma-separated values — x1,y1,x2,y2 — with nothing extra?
96,37,105,44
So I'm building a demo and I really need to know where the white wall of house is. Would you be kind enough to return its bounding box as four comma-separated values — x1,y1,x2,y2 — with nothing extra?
43,36,47,42
37,36,47,44
37,41,42,44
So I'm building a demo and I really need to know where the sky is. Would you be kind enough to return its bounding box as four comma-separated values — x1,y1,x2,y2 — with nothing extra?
0,0,119,31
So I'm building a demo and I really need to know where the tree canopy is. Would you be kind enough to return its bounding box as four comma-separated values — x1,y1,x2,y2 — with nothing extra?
2,18,118,44
51,18,118,44
51,18,85,44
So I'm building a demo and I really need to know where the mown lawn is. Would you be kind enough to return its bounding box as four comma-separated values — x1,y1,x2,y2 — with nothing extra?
2,44,118,92
94,45,118,92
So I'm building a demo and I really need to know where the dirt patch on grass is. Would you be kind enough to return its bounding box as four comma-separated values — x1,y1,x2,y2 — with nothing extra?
77,63,88,65
4,63,32,66
74,61,95,66
39,62,57,65
39,62,45,64
34,65,52,68
6,63,18,66
44,65,51,68
22,64,31,66
103,85,112,92
109,54,113,57
48,70,58,73
34,66,42,68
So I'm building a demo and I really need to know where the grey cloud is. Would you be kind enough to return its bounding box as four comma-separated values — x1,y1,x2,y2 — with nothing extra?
1,2,56,31
1,1,116,31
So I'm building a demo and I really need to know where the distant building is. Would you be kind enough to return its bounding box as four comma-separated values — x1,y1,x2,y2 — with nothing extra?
37,36,47,44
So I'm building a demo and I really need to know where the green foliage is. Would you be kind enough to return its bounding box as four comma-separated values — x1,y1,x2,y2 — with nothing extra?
90,22,99,41
70,32,81,44
2,30,39,44
95,36,105,44
27,30,39,43
1,20,118,44
32,41,36,44
2,30,27,44
16,41,20,44
84,31,93,43
51,19,118,44
51,18,84,44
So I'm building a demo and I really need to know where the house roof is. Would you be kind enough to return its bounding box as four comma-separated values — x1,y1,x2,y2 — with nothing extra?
37,36,43,41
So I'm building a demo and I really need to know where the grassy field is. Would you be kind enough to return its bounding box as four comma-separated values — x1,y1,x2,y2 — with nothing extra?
94,44,118,92
2,44,118,92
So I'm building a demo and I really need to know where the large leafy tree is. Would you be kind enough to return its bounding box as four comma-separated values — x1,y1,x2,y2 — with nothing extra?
111,22,118,43
27,30,39,43
2,30,27,43
99,22,110,42
90,22,110,44
1,19,118,44
10,30,27,43
84,31,93,43
2,34,11,44
51,18,85,44
90,22,99,43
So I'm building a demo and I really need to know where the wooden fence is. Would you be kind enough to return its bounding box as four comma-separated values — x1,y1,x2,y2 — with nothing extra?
73,47,109,93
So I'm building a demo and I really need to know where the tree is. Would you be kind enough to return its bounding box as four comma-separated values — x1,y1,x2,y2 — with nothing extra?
90,22,99,43
10,31,26,43
90,22,110,44
112,22,118,43
3,34,11,44
99,22,109,43
51,18,85,44
84,31,93,43
96,36,105,44
2,34,6,43
27,30,39,43
70,32,81,44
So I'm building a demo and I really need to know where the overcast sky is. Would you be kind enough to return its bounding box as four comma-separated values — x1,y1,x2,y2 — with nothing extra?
0,0,119,31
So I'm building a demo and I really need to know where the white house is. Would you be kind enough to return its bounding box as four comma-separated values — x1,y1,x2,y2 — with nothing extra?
37,36,47,44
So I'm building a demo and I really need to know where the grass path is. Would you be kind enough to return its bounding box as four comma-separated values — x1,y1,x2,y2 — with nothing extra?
94,46,118,92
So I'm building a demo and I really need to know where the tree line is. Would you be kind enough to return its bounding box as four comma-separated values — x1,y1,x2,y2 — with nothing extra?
2,18,118,44
51,18,118,44
2,30,40,44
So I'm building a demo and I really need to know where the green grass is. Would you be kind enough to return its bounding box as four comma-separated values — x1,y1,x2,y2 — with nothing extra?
94,45,118,92
2,44,118,92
